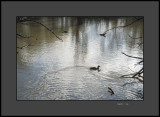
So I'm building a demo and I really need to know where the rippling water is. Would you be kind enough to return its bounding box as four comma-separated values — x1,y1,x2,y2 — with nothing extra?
17,17,143,100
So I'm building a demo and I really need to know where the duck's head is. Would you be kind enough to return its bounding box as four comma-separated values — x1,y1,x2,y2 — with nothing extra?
97,65,100,68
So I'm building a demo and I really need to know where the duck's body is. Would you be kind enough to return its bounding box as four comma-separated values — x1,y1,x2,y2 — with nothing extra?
90,65,100,70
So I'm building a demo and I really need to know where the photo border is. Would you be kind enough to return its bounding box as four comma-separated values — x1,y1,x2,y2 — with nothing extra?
16,16,144,101
1,1,159,116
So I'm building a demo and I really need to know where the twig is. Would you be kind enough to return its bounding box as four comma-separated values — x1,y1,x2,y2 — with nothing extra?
17,34,31,38
121,73,135,78
17,45,29,49
138,60,143,64
137,42,143,47
122,52,143,59
122,81,137,86
121,75,143,82
128,67,135,73
19,19,63,41
17,44,34,49
102,17,143,34
132,68,143,78
108,87,114,95
128,34,143,39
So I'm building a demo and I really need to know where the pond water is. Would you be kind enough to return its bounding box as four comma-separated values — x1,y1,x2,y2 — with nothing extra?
17,17,143,100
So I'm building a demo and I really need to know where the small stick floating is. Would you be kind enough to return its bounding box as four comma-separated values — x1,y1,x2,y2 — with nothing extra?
108,87,114,95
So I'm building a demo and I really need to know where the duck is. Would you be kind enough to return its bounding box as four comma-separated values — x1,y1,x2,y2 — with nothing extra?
99,33,106,37
90,65,100,70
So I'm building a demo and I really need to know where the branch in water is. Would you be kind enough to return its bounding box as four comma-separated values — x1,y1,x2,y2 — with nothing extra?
122,81,137,86
17,44,34,49
17,45,29,49
17,34,31,38
132,68,143,78
102,17,143,35
121,74,143,82
121,52,143,59
128,34,143,39
121,73,135,78
137,60,143,64
18,19,63,41
137,42,143,47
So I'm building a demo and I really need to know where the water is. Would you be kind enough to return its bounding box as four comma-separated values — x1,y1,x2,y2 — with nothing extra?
17,17,143,100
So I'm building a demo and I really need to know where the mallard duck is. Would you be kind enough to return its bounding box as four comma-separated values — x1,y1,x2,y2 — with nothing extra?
108,87,114,95
90,65,100,70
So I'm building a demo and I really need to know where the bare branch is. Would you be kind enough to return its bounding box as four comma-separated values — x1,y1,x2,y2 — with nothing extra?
121,74,143,82
122,52,143,59
138,60,143,64
121,73,135,78
17,44,34,49
137,42,143,47
128,34,143,39
17,45,29,49
132,68,143,78
17,34,31,38
122,81,137,86
18,19,63,41
102,17,143,35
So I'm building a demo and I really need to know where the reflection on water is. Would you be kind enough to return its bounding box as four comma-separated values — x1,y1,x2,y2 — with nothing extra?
17,17,143,100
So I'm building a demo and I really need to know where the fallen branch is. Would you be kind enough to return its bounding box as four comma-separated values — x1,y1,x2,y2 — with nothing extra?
122,52,143,59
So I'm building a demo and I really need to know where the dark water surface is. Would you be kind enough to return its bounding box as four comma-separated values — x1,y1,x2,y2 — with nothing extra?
17,17,143,100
